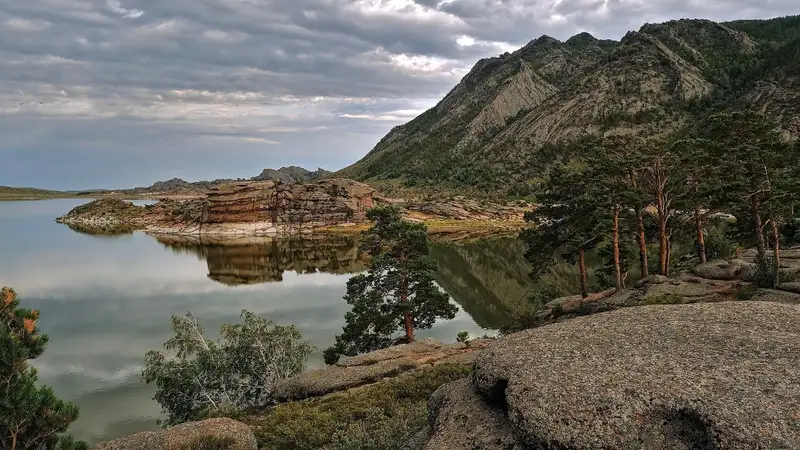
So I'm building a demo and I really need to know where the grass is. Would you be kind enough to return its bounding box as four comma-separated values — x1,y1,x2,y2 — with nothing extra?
238,363,471,450
0,186,72,200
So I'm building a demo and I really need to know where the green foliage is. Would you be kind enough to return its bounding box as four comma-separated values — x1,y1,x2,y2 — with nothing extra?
596,240,638,289
752,258,779,288
179,436,237,450
1,287,89,450
142,310,315,426
325,206,458,361
704,225,738,260
456,331,469,343
245,364,471,450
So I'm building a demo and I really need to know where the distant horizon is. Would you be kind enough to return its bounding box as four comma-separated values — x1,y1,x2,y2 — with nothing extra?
2,163,344,192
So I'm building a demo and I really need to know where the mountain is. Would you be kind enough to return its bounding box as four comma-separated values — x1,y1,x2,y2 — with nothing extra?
251,166,332,183
337,15,800,197
124,166,332,195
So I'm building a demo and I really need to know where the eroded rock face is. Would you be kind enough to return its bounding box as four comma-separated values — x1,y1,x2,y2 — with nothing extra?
415,302,800,450
92,418,257,450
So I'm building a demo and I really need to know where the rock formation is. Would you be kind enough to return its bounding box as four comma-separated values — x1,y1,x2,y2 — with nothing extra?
409,302,800,449
57,179,377,236
93,418,257,450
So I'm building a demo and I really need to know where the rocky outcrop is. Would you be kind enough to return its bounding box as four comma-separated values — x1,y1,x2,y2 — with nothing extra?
273,338,492,402
93,418,257,450
58,179,376,236
692,259,755,280
410,302,800,449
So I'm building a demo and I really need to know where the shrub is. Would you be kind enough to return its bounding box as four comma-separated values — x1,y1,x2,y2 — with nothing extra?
180,436,237,450
752,258,778,288
143,310,315,425
704,226,737,260
1,287,89,450
456,331,469,343
244,364,470,450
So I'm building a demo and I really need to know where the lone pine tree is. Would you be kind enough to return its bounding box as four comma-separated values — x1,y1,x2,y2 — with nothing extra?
324,206,457,364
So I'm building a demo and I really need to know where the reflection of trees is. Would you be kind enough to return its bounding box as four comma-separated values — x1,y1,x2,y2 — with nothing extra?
154,234,368,285
431,236,597,330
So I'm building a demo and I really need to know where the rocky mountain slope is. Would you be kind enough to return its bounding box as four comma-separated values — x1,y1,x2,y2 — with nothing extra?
337,15,800,196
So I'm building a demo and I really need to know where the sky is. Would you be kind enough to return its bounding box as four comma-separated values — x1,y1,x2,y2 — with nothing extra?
0,0,796,189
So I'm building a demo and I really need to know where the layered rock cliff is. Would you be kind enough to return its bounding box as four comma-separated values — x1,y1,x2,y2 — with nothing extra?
57,179,377,236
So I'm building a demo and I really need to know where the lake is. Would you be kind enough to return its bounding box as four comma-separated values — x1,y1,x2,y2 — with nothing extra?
1,199,586,444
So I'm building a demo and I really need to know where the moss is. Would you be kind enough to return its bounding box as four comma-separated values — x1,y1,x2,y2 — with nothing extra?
242,363,471,450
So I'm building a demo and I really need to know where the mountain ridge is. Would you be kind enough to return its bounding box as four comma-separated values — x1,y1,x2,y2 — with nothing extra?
337,15,800,197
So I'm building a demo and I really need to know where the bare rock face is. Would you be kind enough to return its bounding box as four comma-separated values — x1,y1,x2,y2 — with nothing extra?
92,418,257,450
692,259,755,280
414,302,800,449
273,338,492,402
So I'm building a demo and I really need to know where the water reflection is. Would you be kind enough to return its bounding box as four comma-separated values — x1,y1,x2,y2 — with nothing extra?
154,234,368,285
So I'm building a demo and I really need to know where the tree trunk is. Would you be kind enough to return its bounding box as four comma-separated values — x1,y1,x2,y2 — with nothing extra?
658,217,668,276
629,169,648,279
656,187,668,276
751,198,767,263
403,311,415,342
578,247,588,298
695,206,706,263
665,237,671,277
636,210,649,279
400,270,414,342
613,206,622,291
771,219,781,286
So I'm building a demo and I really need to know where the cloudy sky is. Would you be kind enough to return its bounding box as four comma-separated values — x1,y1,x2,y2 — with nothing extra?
0,0,795,189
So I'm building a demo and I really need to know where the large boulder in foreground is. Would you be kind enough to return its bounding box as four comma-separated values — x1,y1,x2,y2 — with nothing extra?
93,418,257,450
414,302,800,449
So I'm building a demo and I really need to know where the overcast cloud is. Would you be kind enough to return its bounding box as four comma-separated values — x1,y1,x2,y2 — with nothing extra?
0,0,795,189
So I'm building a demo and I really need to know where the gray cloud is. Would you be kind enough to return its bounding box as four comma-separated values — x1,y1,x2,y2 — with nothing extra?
0,0,795,188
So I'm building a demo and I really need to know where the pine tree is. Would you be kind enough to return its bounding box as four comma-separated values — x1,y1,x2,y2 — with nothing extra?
324,206,457,364
1,287,88,450
701,111,796,285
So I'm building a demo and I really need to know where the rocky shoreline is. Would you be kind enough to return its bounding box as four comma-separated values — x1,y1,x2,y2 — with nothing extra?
56,178,529,237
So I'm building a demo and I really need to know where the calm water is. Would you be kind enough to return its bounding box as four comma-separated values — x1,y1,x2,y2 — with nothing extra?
0,199,578,444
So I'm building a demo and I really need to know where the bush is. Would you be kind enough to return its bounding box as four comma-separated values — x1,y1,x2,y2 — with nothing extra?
143,310,315,425
753,258,778,288
456,331,469,343
180,436,237,450
704,226,737,260
1,287,89,450
245,364,470,450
